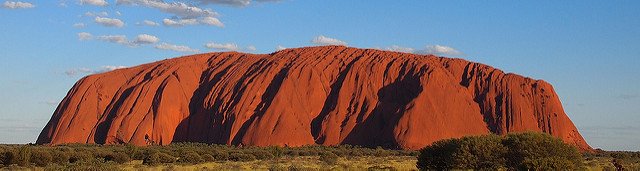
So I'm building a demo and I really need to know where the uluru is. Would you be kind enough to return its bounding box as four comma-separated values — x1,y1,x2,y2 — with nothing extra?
36,46,591,151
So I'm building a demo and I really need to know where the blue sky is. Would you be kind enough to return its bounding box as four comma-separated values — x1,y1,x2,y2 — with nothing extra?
0,0,639,151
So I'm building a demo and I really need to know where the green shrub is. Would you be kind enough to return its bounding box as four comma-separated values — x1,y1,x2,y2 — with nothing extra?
0,150,15,166
201,154,215,162
286,150,300,157
349,150,364,157
269,164,287,171
69,151,94,163
319,152,339,165
143,152,176,165
50,150,70,164
30,150,53,167
611,152,631,160
367,165,397,171
252,150,275,160
417,134,506,170
124,145,144,160
502,132,583,170
374,147,390,157
416,132,581,170
229,152,256,162
210,150,229,161
15,146,31,166
177,151,203,164
269,146,285,158
104,152,131,164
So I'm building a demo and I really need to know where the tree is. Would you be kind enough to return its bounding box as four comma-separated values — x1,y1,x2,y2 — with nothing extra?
416,132,583,170
417,134,506,170
502,132,583,170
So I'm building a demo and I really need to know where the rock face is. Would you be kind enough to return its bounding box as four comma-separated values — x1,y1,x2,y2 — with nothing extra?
37,46,590,150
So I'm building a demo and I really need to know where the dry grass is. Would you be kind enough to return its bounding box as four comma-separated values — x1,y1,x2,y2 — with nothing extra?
118,156,418,171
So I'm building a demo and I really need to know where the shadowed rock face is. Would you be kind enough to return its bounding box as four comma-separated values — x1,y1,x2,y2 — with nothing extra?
37,46,591,150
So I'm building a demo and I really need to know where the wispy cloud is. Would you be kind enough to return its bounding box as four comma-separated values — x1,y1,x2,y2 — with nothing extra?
204,42,258,52
155,42,200,53
163,17,223,27
79,0,108,6
200,17,224,27
2,1,35,9
138,20,160,26
65,65,128,77
78,32,93,40
276,45,286,51
42,100,59,106
385,45,414,53
246,45,257,52
84,11,109,17
205,42,240,51
73,23,86,28
375,44,463,56
196,0,282,7
416,45,463,56
133,34,160,44
0,123,42,132
94,16,125,28
79,32,161,47
59,0,68,7
163,18,198,27
116,0,218,18
97,35,131,45
312,35,347,46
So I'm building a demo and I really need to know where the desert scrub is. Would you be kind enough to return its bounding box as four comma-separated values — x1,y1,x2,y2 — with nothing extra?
417,132,583,170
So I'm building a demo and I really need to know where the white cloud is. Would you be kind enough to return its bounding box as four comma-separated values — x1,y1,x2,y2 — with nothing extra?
155,43,199,53
196,0,281,7
59,0,68,7
312,35,347,46
201,17,224,27
78,32,93,40
97,35,131,46
79,0,108,6
92,34,160,47
65,66,128,77
84,11,108,17
101,65,128,71
246,45,256,52
205,42,240,51
256,0,282,2
116,0,224,28
2,1,35,9
385,45,414,53
133,34,159,44
197,0,250,7
276,45,286,51
43,100,59,105
162,17,223,27
138,20,159,26
416,45,463,56
163,18,198,27
115,11,122,16
94,16,125,28
116,0,218,18
73,23,86,28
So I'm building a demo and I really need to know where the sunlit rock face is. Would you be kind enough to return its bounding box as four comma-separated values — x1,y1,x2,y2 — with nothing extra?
37,46,591,150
